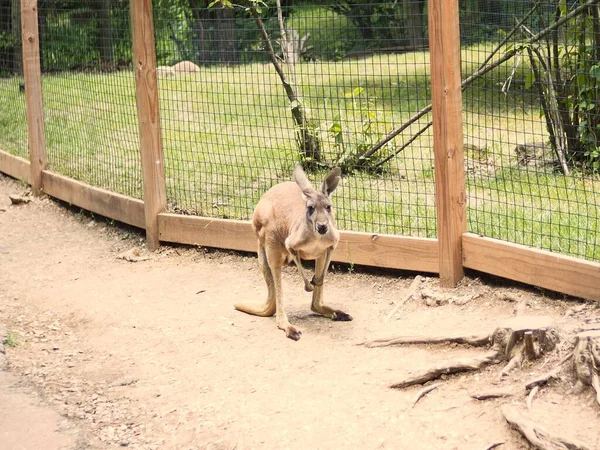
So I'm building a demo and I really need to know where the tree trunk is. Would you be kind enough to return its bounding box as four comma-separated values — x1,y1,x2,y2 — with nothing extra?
97,0,113,64
215,7,237,64
11,0,23,73
404,0,426,48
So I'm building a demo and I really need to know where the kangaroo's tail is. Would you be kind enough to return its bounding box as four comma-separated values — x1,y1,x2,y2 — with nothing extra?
234,300,276,317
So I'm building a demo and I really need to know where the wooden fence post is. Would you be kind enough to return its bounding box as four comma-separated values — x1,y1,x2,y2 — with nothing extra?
21,0,46,195
130,0,166,250
428,0,467,286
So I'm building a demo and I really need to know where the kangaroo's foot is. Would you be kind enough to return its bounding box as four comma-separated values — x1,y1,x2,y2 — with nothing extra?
285,326,302,341
331,310,353,321
277,317,302,341
311,304,353,321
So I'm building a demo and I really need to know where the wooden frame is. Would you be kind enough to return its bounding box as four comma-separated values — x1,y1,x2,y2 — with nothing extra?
130,0,167,250
0,149,30,183
41,171,145,229
158,213,439,273
428,0,467,286
463,233,600,302
1,0,598,304
21,0,46,195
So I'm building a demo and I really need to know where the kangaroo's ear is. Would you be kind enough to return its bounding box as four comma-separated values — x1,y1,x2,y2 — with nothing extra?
293,164,314,196
321,167,341,196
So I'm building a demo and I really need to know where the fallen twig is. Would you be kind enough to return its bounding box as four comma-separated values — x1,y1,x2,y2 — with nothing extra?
525,351,573,390
484,443,504,450
385,275,423,322
526,385,539,410
470,389,514,401
412,383,441,408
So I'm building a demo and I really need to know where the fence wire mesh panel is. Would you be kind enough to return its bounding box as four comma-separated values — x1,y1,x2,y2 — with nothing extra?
0,1,27,160
461,0,600,261
38,0,142,199
155,1,436,237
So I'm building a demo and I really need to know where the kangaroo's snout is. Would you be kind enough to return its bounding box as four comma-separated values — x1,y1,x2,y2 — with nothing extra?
317,224,328,235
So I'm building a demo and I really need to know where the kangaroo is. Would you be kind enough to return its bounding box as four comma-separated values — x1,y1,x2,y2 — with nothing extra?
234,164,353,340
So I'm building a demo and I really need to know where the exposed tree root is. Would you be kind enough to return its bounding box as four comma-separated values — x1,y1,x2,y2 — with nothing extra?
421,289,482,307
501,405,593,450
390,350,501,389
377,316,559,388
573,329,600,406
364,333,491,348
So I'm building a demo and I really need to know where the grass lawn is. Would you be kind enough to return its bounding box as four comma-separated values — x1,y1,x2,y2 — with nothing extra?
0,48,598,261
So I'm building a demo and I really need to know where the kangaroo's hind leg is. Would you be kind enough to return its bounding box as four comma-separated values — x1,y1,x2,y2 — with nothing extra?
311,248,352,321
266,245,302,341
234,242,276,317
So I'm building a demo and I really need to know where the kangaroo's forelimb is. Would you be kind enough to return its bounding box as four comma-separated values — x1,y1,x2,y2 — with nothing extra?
287,249,315,292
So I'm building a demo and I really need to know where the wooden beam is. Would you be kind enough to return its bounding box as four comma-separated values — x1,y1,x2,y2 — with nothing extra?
130,0,166,250
20,0,46,195
428,0,467,286
41,171,145,229
159,214,257,253
463,233,600,302
158,213,439,273
0,149,31,183
335,232,438,273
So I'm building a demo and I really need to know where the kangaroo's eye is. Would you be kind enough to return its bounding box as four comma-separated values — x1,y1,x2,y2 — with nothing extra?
325,205,332,212
307,205,315,215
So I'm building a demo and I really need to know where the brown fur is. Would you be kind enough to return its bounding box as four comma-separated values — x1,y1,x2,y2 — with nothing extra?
234,165,352,340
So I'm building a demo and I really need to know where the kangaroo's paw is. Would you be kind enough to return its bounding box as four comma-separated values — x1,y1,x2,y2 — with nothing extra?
285,326,302,341
304,280,315,292
331,310,353,322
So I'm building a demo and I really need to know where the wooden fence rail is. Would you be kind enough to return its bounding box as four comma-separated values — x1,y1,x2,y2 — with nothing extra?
0,0,598,302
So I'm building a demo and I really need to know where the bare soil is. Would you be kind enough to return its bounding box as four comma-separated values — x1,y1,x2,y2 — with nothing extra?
1,173,599,450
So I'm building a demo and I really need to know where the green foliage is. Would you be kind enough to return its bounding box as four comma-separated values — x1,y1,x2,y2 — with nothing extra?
3,331,18,348
515,1,600,173
326,87,393,174
287,6,360,60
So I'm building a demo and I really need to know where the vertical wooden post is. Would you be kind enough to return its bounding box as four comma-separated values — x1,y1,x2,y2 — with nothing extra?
21,0,46,195
428,0,467,286
130,0,166,250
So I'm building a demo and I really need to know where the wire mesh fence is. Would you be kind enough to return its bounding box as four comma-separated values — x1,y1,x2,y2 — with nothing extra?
460,0,600,261
1,0,599,264
155,1,436,237
0,1,27,160
37,0,143,199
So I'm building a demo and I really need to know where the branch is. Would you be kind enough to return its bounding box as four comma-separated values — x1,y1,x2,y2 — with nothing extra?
362,0,600,163
385,275,422,322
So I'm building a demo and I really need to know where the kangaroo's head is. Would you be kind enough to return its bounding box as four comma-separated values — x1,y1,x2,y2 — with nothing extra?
293,164,341,236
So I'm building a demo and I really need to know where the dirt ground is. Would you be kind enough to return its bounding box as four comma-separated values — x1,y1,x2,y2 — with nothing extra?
1,173,599,450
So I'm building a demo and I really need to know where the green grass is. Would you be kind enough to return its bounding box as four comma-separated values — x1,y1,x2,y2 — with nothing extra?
3,331,19,348
0,46,598,261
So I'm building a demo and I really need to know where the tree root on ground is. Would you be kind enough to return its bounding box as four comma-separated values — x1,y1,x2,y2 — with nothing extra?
572,328,600,406
390,350,501,389
366,316,559,388
501,405,593,450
